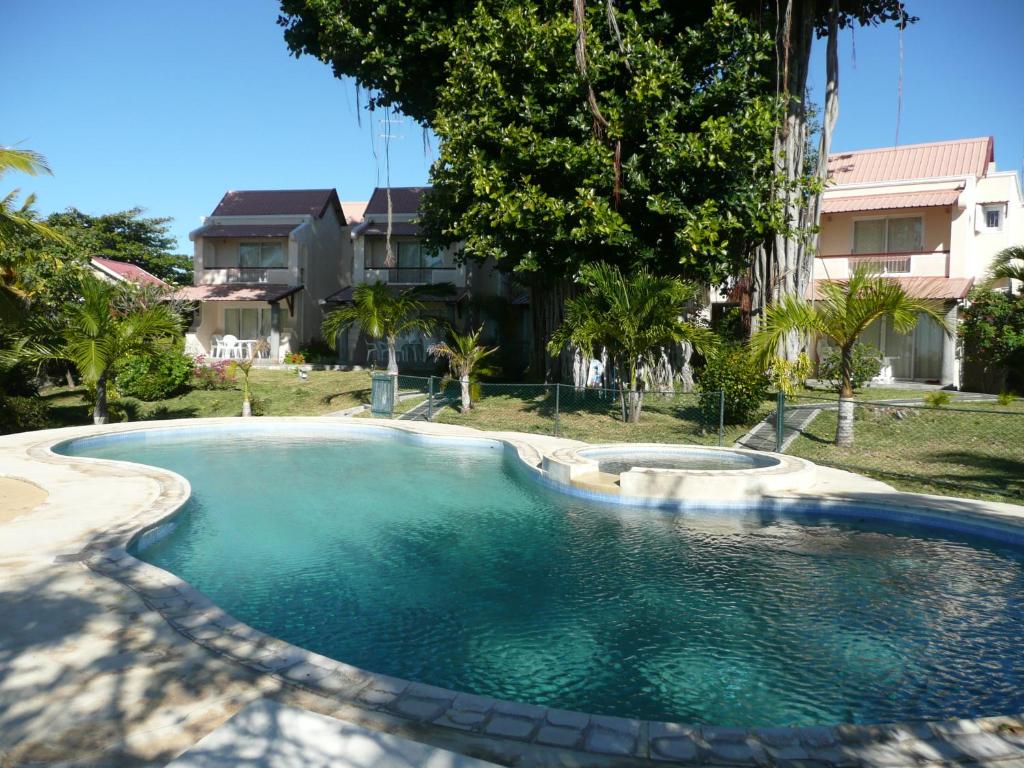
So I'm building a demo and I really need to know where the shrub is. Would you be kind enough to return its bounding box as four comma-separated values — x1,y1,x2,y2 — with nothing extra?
697,345,771,424
298,339,337,363
997,391,1018,406
923,391,952,408
246,395,270,416
284,352,306,365
767,352,812,396
192,356,237,390
115,348,193,401
0,395,51,434
818,343,883,391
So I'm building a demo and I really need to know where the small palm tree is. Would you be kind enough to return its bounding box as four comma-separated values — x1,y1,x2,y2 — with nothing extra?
234,339,270,417
429,326,499,412
14,275,182,424
988,245,1024,291
751,266,950,446
548,262,716,423
322,282,442,387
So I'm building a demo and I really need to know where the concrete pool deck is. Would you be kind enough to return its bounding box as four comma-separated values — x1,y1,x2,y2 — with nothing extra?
2,416,1024,767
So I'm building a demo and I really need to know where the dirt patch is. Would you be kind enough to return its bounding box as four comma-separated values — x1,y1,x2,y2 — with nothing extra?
0,477,48,523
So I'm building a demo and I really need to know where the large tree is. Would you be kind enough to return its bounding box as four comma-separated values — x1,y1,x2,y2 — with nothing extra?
43,207,192,284
282,1,780,379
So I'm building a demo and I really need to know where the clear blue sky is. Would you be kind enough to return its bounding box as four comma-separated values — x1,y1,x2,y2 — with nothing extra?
5,0,1023,254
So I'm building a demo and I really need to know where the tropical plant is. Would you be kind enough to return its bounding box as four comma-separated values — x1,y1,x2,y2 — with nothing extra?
11,275,182,424
548,262,716,423
428,326,499,412
751,266,949,446
959,287,1024,393
697,344,771,425
817,343,883,391
922,390,952,409
987,245,1024,291
233,340,270,417
0,146,68,322
322,282,443,389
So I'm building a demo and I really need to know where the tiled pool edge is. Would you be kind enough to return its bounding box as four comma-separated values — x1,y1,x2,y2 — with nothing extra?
11,416,1024,767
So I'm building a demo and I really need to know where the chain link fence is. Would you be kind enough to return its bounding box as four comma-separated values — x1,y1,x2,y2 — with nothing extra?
389,375,730,446
780,392,1024,502
388,374,1024,502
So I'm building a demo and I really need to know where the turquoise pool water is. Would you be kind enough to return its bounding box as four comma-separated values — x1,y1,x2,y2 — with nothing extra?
62,427,1024,727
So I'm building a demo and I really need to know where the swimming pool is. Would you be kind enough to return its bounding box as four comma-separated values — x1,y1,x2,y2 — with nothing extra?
61,425,1024,728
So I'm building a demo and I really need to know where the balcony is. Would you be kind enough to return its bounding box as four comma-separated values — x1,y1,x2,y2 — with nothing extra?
199,268,294,286
364,267,464,287
849,254,912,275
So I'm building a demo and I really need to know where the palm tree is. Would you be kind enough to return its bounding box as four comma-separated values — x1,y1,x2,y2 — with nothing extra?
988,245,1024,291
751,266,950,446
322,282,441,388
234,339,270,417
548,262,716,423
429,326,499,412
14,275,182,424
1,146,67,321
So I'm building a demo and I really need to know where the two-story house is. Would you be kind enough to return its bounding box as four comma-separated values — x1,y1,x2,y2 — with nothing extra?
180,189,362,362
324,186,529,370
812,136,1023,387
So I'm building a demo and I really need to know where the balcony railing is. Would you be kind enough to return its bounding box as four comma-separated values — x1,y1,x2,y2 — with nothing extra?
368,267,460,284
849,254,912,275
203,268,273,284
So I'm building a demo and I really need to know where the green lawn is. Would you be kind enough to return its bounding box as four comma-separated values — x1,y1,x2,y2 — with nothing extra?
788,400,1024,503
435,387,772,446
39,368,373,426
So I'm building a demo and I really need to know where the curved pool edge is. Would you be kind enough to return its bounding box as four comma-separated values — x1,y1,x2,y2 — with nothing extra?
4,416,1024,767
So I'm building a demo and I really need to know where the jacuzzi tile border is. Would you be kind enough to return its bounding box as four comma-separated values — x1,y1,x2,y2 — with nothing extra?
11,416,1024,767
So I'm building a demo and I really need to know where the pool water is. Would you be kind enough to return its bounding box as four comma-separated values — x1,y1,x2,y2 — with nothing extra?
580,448,776,476
63,428,1024,727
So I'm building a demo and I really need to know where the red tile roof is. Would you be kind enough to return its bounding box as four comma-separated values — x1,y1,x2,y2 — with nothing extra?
175,284,304,302
364,187,428,216
827,137,993,185
820,187,962,214
341,201,367,225
90,257,168,288
194,223,298,238
210,189,341,218
810,276,974,301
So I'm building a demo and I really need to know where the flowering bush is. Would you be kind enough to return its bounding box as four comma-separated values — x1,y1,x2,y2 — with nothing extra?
284,352,306,364
192,356,237,390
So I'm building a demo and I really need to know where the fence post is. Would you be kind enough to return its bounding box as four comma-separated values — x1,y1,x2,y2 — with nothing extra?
554,382,561,437
775,391,785,452
427,376,433,421
718,390,725,447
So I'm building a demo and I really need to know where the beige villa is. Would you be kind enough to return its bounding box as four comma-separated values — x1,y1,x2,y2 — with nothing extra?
812,136,1023,387
180,189,364,362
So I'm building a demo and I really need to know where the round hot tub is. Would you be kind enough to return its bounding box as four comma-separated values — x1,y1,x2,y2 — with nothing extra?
542,443,814,501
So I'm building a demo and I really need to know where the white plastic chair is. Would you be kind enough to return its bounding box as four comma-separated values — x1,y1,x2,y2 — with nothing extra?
220,334,241,359
210,335,224,358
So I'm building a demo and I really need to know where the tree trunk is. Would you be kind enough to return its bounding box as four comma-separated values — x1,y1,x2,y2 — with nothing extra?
836,345,855,446
460,374,471,412
625,389,643,423
528,278,576,382
93,374,109,425
679,340,694,393
386,335,400,398
750,0,839,357
242,397,252,417
65,369,76,389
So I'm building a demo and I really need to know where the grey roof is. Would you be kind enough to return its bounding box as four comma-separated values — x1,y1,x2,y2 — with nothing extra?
210,189,341,218
351,220,421,237
175,284,304,302
363,187,429,216
194,223,298,238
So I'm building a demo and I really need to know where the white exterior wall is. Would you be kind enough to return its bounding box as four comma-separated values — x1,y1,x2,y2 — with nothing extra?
187,207,350,362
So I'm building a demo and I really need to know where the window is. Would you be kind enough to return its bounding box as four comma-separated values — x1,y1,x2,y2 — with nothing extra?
223,307,273,339
983,205,1003,230
239,242,285,269
853,216,922,254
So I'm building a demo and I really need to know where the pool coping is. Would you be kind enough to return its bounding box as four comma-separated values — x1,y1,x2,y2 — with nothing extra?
5,416,1024,767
